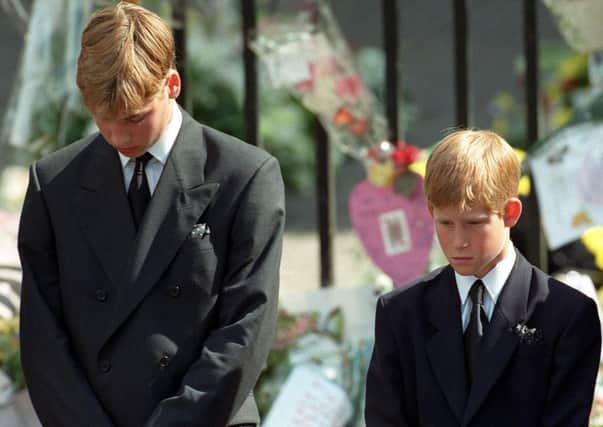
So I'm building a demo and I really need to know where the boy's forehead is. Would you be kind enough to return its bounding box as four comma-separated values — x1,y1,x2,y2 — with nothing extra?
432,204,493,219
93,104,153,121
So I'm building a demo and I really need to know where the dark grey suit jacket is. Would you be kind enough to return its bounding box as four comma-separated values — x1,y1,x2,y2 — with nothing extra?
18,109,285,426
366,250,601,427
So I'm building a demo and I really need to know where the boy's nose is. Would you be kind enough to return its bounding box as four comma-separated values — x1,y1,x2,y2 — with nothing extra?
453,232,469,249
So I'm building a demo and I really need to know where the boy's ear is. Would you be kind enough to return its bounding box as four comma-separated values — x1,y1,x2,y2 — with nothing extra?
503,197,522,227
166,69,181,99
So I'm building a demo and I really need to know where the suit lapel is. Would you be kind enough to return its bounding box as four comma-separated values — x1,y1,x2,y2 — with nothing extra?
462,250,533,425
72,137,136,287
425,266,469,422
100,111,220,349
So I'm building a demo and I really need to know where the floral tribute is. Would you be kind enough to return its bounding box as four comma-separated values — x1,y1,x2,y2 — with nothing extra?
250,1,387,159
365,140,423,197
254,308,371,426
349,139,434,287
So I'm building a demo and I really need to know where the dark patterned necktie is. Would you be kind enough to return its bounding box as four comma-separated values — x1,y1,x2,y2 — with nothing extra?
464,279,489,385
127,152,153,229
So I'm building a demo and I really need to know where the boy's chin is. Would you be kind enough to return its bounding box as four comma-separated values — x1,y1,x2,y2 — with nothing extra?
453,267,475,276
450,262,479,277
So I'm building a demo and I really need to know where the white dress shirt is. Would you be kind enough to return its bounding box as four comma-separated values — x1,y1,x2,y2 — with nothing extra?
119,100,183,195
456,243,516,332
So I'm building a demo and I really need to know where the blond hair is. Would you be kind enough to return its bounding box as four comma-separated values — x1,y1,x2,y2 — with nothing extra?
424,129,521,213
76,1,175,116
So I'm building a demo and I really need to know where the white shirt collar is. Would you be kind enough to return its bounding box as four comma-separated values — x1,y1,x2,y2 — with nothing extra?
455,242,517,307
119,100,182,167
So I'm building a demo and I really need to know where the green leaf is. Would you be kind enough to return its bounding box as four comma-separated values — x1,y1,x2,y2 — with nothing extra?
393,171,419,198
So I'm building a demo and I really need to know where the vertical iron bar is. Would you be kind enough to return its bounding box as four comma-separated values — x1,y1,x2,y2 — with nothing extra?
522,0,546,271
307,1,334,288
454,0,468,127
383,0,399,141
241,0,260,146
524,0,539,146
172,0,188,108
316,120,335,288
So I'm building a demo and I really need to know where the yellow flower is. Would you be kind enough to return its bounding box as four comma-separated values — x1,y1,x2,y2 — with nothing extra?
559,54,588,80
367,160,396,187
582,227,603,270
408,159,426,177
513,148,526,161
512,149,530,196
518,176,531,197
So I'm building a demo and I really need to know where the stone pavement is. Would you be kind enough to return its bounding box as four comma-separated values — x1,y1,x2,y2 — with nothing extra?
280,230,386,292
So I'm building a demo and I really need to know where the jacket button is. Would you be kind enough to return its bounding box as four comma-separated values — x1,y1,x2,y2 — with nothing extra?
159,355,170,369
99,360,111,373
95,289,108,302
169,285,181,297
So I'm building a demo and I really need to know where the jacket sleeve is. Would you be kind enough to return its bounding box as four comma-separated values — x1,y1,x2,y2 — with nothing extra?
144,156,285,427
18,164,115,427
542,295,601,427
365,296,410,427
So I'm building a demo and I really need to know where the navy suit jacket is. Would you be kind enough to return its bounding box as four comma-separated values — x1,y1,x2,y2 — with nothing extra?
18,109,285,426
365,250,601,427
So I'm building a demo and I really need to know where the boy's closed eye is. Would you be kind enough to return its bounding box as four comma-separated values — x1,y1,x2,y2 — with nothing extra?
126,112,149,124
436,219,486,227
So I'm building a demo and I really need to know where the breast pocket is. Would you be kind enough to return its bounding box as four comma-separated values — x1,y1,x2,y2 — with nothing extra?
172,235,219,292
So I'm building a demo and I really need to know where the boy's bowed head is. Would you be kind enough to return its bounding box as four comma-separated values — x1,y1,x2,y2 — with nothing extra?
76,0,181,158
424,130,523,278
77,0,176,118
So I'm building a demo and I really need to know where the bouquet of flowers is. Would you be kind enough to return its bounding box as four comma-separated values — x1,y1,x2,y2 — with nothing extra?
251,0,387,159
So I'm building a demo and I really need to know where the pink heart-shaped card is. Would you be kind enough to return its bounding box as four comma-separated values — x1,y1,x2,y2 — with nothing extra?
349,177,434,287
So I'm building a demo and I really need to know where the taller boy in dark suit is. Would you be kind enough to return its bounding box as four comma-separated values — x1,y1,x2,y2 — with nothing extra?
365,129,601,426
17,1,284,426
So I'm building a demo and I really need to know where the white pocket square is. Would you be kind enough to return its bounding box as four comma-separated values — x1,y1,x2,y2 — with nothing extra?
190,223,211,239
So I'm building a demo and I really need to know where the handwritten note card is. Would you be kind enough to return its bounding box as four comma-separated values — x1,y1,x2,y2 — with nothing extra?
262,365,353,427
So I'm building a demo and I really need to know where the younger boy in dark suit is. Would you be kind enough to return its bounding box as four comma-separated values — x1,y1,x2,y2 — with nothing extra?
365,129,601,426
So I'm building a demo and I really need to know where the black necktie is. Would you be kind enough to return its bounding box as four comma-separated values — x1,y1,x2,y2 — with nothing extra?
127,153,153,229
464,279,489,385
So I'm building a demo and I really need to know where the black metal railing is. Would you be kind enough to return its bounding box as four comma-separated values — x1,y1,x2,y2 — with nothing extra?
172,0,188,109
454,0,468,128
522,0,546,271
383,0,400,142
241,0,260,147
